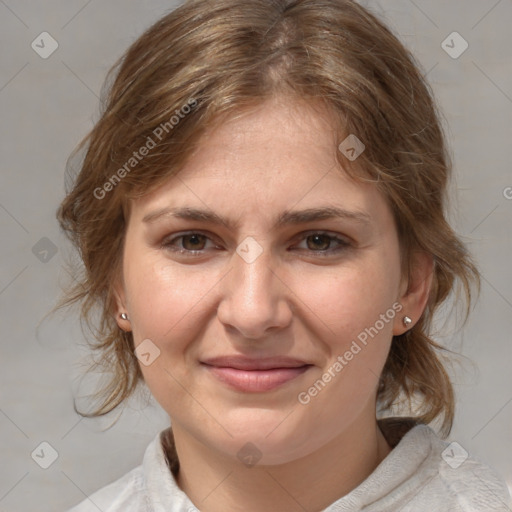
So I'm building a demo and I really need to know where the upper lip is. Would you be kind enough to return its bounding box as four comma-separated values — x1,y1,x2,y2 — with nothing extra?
201,356,311,371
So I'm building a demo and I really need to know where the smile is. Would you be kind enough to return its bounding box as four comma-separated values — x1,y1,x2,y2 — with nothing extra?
204,366,311,392
201,356,312,392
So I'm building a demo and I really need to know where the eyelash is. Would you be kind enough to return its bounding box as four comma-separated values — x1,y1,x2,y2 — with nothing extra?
160,231,352,258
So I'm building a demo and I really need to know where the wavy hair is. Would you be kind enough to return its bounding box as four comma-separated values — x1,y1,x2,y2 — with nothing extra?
57,0,479,435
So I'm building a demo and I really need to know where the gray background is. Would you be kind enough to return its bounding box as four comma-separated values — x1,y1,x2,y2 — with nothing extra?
0,1,511,511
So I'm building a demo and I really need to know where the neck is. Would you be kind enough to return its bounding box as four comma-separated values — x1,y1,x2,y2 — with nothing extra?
169,415,392,512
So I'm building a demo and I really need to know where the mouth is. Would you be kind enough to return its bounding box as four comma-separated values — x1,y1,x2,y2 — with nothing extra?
200,356,313,392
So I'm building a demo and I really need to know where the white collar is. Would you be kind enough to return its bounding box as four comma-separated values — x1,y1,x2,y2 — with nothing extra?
141,424,435,511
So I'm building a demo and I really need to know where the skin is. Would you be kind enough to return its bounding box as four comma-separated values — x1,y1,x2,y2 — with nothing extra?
114,95,433,512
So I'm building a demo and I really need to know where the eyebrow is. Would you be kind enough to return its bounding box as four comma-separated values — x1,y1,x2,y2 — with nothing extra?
142,205,372,230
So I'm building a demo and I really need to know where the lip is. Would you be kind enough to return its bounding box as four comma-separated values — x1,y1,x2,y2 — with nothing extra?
201,356,312,392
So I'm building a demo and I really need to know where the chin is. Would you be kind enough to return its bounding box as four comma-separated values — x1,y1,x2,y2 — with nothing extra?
207,410,318,465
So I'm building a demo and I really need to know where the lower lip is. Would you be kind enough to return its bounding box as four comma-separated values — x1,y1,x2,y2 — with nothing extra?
203,365,310,392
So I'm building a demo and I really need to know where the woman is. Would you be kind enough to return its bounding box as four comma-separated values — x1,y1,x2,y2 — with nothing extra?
59,0,511,510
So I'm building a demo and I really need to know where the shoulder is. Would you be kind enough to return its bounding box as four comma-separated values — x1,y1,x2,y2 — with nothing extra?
397,423,512,511
66,465,146,512
66,428,194,512
66,429,173,512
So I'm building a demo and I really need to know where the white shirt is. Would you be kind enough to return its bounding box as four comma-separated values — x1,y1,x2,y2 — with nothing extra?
68,422,512,511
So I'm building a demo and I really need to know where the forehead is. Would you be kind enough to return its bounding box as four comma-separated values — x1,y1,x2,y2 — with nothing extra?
129,97,389,228
184,96,340,179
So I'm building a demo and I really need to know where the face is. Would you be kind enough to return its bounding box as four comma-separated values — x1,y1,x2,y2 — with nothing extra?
116,96,412,465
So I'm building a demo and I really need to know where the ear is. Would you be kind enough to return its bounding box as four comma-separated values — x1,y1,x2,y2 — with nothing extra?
393,251,434,336
113,274,132,332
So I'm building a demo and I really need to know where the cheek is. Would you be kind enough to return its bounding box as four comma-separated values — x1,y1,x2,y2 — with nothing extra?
124,254,224,351
123,258,215,401
293,266,399,426
294,256,401,342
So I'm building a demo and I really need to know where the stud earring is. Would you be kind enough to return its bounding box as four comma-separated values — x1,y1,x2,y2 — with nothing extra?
120,313,129,321
403,316,412,327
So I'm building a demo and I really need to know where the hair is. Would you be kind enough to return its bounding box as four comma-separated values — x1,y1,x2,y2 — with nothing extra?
57,0,479,436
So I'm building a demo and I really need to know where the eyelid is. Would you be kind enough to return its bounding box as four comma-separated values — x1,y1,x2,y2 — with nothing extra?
291,231,352,255
161,230,221,253
294,230,353,245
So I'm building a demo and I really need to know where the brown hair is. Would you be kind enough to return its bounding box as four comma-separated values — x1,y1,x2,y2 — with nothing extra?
57,0,479,435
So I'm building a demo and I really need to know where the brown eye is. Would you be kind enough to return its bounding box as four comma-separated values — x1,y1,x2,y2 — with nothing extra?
181,234,208,250
306,234,332,251
161,232,217,255
293,232,351,257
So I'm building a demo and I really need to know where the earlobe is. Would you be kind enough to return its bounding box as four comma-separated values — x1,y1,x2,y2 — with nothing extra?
117,312,131,332
113,277,132,332
393,251,434,336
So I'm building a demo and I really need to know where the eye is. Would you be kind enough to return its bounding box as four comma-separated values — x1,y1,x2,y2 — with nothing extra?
161,232,219,255
161,231,351,258
294,232,351,256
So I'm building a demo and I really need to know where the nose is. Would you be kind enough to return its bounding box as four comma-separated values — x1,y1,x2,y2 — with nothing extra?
216,241,293,340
